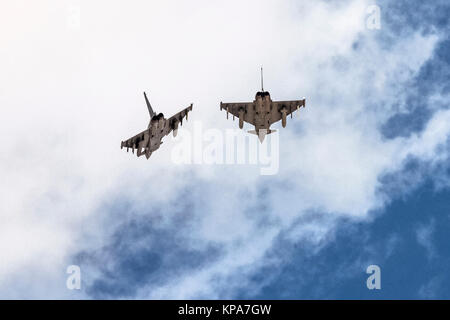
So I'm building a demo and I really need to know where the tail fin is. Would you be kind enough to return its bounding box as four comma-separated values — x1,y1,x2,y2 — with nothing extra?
261,66,264,91
144,92,155,118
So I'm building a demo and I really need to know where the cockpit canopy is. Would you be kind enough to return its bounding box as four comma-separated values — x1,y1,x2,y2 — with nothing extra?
255,91,271,99
151,113,164,121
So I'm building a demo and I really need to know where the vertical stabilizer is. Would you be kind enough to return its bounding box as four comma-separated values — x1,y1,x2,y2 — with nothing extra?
261,67,264,91
144,92,155,118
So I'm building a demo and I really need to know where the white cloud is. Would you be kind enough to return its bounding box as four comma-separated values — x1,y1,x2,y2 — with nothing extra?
0,0,448,298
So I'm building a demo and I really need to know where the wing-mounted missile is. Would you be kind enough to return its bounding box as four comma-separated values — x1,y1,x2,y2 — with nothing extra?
172,119,180,137
177,104,193,128
238,107,245,129
220,102,230,120
280,106,288,128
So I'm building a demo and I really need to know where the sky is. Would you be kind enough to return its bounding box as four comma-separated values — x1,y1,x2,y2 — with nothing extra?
0,0,449,299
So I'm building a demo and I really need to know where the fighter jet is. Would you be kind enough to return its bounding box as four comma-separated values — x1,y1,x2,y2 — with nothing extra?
220,68,306,142
121,92,193,159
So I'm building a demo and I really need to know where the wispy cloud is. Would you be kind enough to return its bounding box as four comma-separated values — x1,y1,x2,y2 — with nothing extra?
0,0,449,298
416,219,436,260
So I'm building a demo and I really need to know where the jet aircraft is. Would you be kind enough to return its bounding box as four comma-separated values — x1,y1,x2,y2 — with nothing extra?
220,69,306,142
121,92,193,159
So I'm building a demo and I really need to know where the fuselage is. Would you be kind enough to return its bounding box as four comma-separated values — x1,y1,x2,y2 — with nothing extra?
253,91,273,133
146,113,167,152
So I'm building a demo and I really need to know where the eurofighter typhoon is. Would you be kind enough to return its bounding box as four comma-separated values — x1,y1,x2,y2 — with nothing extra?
121,92,193,159
220,69,306,142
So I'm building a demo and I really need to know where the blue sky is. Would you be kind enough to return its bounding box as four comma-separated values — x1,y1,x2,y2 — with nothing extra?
0,0,449,299
256,0,450,298
251,182,450,299
259,1,450,298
